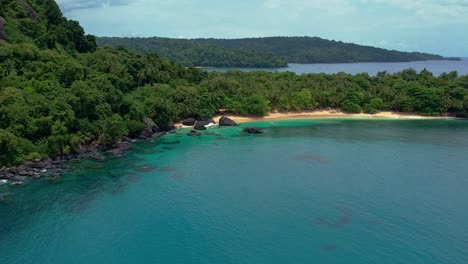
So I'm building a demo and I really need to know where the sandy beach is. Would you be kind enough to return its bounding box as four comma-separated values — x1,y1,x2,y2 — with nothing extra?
211,110,447,124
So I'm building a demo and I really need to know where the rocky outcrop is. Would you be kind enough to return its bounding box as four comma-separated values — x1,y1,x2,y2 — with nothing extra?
138,128,154,140
187,130,202,137
159,121,176,132
138,117,167,139
198,118,215,124
182,118,196,126
194,120,209,130
144,117,160,133
243,127,264,134
89,152,106,162
18,0,39,21
0,155,79,181
0,16,7,41
106,142,131,157
219,116,238,126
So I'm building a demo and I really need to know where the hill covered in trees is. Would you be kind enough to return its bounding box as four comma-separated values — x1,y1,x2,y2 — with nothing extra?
0,0,207,166
97,36,459,68
98,37,287,68
1,0,468,168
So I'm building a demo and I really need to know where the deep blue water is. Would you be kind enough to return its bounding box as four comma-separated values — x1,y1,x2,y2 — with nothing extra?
207,58,468,76
1,119,468,264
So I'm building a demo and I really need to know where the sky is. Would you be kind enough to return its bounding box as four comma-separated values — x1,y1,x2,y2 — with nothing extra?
56,0,468,56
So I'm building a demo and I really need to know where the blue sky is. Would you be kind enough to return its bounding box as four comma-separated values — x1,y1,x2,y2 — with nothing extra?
56,0,468,56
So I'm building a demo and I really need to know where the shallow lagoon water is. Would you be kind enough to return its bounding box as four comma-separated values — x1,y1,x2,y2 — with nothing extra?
1,119,468,264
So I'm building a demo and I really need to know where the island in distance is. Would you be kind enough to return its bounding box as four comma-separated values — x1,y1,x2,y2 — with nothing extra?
97,36,460,68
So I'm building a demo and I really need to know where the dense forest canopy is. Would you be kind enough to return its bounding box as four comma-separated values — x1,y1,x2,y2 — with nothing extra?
1,0,468,167
97,36,459,68
97,37,287,68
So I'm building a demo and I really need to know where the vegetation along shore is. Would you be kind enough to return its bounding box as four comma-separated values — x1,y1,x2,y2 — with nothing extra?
1,0,468,183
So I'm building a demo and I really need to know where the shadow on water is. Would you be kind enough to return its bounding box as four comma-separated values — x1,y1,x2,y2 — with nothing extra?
321,244,337,252
313,207,353,228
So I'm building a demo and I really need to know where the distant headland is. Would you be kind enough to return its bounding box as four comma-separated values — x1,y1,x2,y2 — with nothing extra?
97,36,460,68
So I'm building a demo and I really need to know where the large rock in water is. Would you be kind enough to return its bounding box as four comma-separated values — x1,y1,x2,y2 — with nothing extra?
198,118,216,124
243,127,264,134
187,130,202,137
194,120,209,130
219,116,238,126
182,118,196,126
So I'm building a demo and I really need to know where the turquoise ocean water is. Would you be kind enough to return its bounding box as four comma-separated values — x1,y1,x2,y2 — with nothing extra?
207,58,468,76
1,119,467,264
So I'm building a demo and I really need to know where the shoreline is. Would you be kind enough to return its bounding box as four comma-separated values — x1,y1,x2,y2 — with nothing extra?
1,110,455,184
211,110,451,124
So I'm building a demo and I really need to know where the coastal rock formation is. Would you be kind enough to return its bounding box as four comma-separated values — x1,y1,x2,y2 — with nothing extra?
187,130,202,137
138,128,154,139
0,16,7,41
89,152,106,162
159,121,176,132
219,116,238,126
144,117,160,132
194,120,209,130
243,127,264,134
182,118,196,126
198,118,216,124
106,142,131,157
0,155,79,181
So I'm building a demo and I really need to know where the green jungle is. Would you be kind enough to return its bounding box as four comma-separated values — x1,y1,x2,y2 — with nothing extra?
1,0,468,166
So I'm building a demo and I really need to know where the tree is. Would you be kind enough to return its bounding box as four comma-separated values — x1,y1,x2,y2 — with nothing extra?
290,89,316,111
239,95,270,116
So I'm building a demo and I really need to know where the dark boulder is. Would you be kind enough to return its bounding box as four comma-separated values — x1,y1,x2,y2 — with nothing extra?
106,142,131,157
243,127,264,134
182,118,196,126
219,116,238,126
159,122,176,132
187,130,202,137
138,127,154,139
144,117,160,133
194,120,209,130
198,118,216,124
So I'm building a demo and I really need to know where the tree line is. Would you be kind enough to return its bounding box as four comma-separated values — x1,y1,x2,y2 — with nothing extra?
98,37,287,68
97,36,459,67
1,0,467,166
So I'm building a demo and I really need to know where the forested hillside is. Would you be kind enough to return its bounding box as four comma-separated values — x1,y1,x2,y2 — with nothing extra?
198,37,459,63
98,37,287,68
98,36,459,67
0,0,208,166
1,0,468,168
